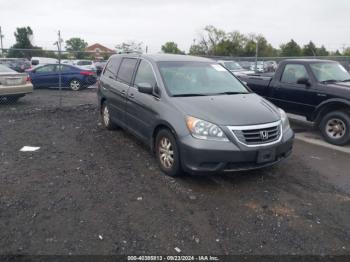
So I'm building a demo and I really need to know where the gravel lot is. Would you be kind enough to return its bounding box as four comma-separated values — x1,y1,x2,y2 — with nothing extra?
0,89,349,255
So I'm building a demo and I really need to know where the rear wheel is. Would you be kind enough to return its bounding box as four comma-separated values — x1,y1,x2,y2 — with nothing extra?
155,129,183,177
319,110,350,146
70,79,82,91
101,102,116,130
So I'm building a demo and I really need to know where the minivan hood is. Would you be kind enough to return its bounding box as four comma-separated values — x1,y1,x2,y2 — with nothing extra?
172,93,280,126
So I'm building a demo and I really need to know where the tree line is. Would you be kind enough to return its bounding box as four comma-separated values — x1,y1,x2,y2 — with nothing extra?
3,26,350,59
163,25,349,57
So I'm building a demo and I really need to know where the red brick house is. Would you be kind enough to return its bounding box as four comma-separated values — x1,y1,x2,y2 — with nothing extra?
85,43,115,60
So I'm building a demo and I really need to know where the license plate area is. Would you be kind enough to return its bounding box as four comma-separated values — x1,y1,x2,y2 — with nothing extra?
257,148,276,164
6,78,23,86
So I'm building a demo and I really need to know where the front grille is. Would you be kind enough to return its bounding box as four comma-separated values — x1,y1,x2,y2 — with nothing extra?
229,121,282,146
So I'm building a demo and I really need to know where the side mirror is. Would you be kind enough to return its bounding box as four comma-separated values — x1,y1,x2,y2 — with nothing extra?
137,82,153,94
297,77,311,86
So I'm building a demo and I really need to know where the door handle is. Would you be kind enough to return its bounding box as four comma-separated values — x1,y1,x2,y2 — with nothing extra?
121,90,126,95
317,93,327,97
129,93,135,98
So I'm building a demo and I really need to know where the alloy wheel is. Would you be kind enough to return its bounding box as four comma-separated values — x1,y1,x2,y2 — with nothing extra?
158,137,174,169
70,80,81,91
103,105,110,127
326,118,346,139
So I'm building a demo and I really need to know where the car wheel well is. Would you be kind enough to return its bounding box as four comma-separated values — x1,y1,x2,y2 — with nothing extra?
313,102,350,124
152,124,176,153
100,97,106,113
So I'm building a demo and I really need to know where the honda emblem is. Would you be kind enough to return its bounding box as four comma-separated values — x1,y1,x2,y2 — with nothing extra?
260,130,269,141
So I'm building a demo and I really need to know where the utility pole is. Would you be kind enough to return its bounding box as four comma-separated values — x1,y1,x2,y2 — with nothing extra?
55,30,63,107
254,40,259,72
0,26,4,57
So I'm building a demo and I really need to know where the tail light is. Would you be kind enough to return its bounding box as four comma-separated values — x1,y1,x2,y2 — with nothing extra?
26,75,31,83
80,71,95,76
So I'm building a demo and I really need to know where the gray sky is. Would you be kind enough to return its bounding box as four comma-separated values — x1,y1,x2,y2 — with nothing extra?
1,0,349,53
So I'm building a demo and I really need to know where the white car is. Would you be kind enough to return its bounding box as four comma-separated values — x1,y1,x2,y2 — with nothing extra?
217,60,255,76
73,60,97,72
61,60,74,65
250,61,264,73
31,57,58,66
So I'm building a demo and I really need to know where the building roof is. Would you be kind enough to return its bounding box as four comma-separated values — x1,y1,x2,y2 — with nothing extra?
85,43,114,53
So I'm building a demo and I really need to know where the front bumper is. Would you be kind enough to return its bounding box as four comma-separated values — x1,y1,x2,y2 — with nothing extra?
179,128,294,174
0,83,33,96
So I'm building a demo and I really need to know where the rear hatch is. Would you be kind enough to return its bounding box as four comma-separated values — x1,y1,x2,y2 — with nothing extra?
0,72,27,86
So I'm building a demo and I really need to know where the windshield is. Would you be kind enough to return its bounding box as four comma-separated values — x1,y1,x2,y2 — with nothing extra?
223,61,242,70
310,62,350,82
158,62,249,96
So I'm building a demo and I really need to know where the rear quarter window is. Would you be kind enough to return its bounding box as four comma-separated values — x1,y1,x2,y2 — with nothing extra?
116,58,138,85
103,57,122,79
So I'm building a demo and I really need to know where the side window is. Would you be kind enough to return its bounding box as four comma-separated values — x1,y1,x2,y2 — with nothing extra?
117,58,138,85
134,60,157,88
281,64,309,84
36,65,56,73
104,57,122,79
56,65,71,71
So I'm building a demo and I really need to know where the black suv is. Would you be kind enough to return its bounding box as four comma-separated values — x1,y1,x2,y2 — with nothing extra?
98,54,294,176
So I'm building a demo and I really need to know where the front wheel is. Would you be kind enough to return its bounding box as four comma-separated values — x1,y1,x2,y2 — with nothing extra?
155,129,183,177
70,79,82,91
319,110,350,146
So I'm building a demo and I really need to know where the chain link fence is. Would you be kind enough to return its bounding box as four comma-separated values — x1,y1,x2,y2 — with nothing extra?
0,48,116,108
1,47,350,109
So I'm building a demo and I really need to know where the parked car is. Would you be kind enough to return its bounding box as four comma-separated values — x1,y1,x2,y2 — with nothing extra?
73,60,97,72
264,61,278,72
31,57,58,66
217,60,255,76
0,58,32,72
238,61,254,70
238,59,350,145
98,54,294,176
0,64,33,102
61,59,74,65
94,60,107,76
27,64,97,91
250,61,264,73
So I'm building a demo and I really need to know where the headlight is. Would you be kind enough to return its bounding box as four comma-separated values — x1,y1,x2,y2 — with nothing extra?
186,116,229,141
279,108,290,133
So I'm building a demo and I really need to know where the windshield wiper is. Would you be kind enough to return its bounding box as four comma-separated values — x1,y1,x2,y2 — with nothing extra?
211,91,248,95
341,79,350,82
321,79,338,84
172,93,207,97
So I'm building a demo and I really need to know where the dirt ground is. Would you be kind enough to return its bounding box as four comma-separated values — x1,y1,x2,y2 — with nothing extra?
0,89,349,255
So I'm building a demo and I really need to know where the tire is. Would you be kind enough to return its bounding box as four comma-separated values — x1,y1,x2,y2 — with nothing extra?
319,110,350,146
70,79,82,91
155,129,183,177
101,102,116,130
